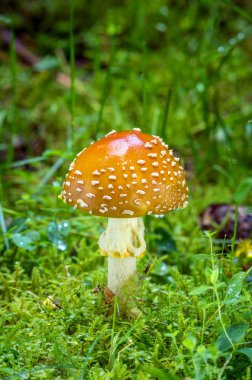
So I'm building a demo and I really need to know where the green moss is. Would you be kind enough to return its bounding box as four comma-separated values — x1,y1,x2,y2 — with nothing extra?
0,0,251,378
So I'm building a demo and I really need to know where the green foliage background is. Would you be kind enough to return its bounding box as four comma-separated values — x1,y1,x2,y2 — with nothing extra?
0,0,251,379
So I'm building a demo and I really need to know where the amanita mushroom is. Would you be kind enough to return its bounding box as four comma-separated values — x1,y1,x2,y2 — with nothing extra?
60,129,188,298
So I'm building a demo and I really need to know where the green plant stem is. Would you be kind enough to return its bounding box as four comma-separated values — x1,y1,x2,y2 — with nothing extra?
109,295,117,367
209,233,234,350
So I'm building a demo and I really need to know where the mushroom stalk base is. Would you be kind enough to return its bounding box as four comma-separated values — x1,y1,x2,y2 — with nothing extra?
108,257,136,295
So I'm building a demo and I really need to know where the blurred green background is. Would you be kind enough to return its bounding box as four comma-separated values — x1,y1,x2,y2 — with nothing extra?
0,1,251,379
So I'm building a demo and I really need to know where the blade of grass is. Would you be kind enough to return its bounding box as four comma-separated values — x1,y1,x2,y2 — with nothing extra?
79,334,101,380
96,39,116,134
109,295,117,367
0,203,10,250
0,156,46,169
160,88,172,141
141,41,148,131
67,0,75,153
36,157,65,193
7,29,17,164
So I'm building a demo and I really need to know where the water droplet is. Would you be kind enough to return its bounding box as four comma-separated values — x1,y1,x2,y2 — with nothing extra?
154,214,165,219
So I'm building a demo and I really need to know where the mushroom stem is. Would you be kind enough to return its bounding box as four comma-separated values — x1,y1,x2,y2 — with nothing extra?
98,217,146,295
108,257,136,295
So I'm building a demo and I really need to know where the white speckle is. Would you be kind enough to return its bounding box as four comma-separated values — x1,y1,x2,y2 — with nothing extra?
108,184,113,189
147,211,152,215
123,174,128,178
133,128,141,131
74,170,82,175
92,181,99,186
168,171,171,175
118,185,123,190
152,180,157,185
151,139,157,144
182,180,186,187
152,172,159,177
141,179,147,184
146,201,151,205
148,153,157,158
137,160,146,165
100,169,106,173
171,162,176,167
175,157,180,161
65,181,71,187
130,166,135,171
77,199,88,208
169,150,173,155
122,166,126,171
153,188,160,192
152,162,158,167
126,184,130,188
111,206,117,211
160,170,164,174
132,181,137,184
76,188,82,192
99,208,108,213
136,190,145,195
105,129,116,136
145,142,153,148
77,180,84,184
87,193,95,198
170,177,174,181
89,210,93,214
62,190,66,195
134,199,141,205
183,201,188,208
167,158,171,162
109,175,116,180
98,187,104,190
122,210,134,215
160,150,166,157
174,172,178,176
103,195,112,200
92,170,101,176
141,167,147,172
132,173,137,179
108,167,115,172
120,194,127,198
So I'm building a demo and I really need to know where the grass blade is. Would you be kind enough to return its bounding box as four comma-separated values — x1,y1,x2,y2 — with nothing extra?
80,334,101,380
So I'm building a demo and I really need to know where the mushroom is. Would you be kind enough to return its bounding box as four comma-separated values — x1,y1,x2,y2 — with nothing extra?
60,129,188,301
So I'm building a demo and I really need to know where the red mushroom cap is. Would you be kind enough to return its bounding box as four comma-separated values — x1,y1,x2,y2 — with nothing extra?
60,129,188,217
